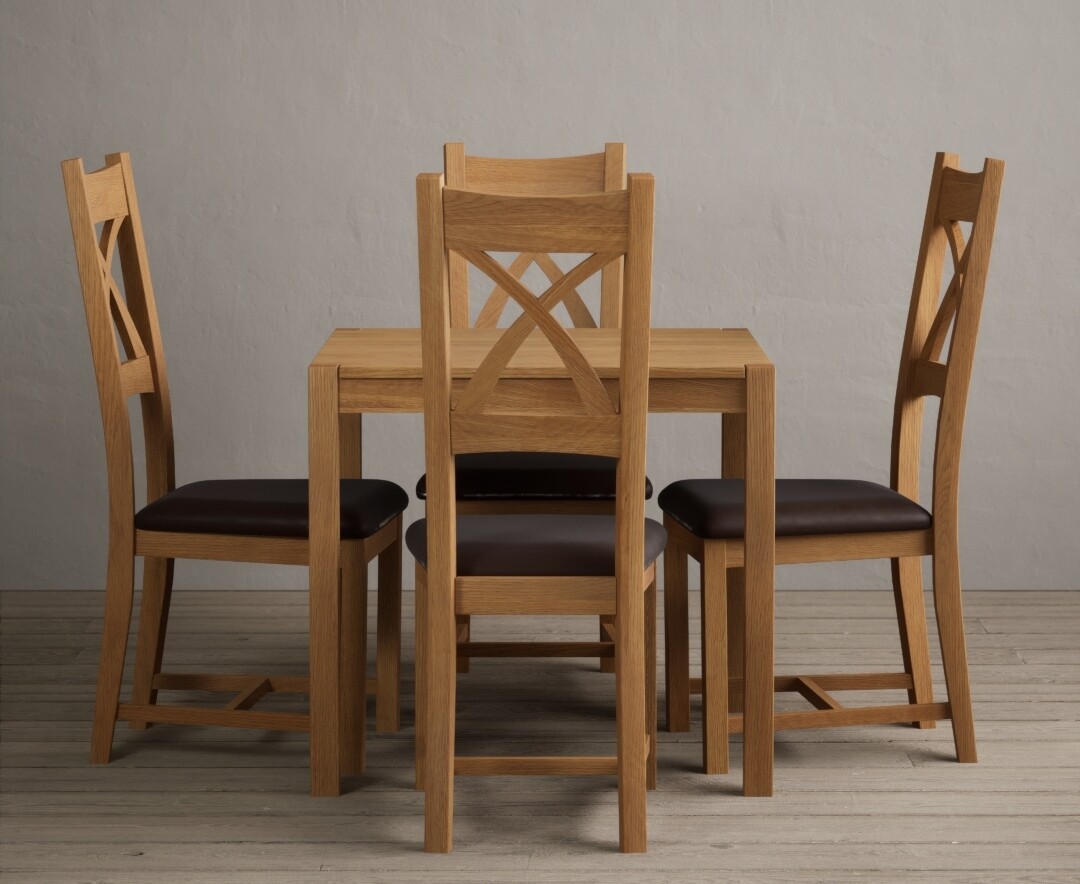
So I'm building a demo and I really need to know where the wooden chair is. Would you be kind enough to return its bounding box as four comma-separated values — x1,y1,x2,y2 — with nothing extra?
415,143,644,672
659,153,1004,775
62,153,409,781
411,172,659,851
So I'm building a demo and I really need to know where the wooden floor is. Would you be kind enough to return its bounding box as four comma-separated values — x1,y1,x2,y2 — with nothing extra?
2,588,1078,882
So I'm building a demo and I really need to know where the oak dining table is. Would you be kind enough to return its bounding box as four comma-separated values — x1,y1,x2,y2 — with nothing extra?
306,326,775,799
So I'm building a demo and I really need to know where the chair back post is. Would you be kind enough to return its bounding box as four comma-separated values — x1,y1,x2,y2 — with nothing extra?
416,172,458,586
443,145,470,328
599,143,629,327
444,143,627,329
107,153,176,505
890,154,1004,520
62,153,176,524
930,158,1004,527
614,172,655,606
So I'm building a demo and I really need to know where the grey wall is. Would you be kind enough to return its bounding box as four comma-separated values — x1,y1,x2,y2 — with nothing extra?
2,0,1078,590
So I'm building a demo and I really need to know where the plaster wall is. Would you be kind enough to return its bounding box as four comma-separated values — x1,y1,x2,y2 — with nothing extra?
2,0,1078,590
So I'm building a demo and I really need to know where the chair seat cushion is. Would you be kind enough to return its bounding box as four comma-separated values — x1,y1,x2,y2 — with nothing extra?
134,479,409,540
657,479,932,539
406,514,667,577
415,452,653,501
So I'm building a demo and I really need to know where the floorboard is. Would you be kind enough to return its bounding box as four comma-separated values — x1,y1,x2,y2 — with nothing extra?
1,589,1078,882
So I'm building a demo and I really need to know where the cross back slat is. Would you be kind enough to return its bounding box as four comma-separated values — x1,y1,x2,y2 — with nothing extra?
920,277,959,364
445,143,626,330
98,215,149,363
442,185,631,435
455,249,618,417
473,251,533,328
890,153,1005,506
911,167,988,384
918,220,970,364
471,251,599,330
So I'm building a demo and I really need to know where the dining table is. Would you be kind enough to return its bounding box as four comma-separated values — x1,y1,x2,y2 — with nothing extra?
306,326,776,799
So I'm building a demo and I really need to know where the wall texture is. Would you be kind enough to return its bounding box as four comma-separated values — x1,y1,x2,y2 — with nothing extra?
2,0,1078,590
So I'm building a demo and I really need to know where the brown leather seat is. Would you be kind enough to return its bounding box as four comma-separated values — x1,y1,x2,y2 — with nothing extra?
406,514,667,577
135,479,409,539
658,479,931,539
415,452,653,501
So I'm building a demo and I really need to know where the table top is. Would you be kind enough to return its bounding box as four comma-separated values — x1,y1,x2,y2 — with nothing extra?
313,327,770,379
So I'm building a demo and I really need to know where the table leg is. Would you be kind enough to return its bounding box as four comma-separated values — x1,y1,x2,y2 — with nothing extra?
742,363,775,797
721,413,746,715
338,414,365,774
309,364,343,797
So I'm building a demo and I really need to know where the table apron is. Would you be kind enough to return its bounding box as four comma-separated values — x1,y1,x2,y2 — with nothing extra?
337,376,747,414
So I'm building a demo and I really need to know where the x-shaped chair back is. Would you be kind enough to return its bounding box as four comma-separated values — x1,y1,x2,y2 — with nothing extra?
891,153,1006,519
444,143,627,329
62,152,176,524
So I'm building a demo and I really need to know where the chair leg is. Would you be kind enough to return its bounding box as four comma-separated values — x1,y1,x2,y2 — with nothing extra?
663,524,690,732
128,555,174,730
413,564,427,791
615,582,647,853
726,566,745,714
455,614,471,673
933,548,977,762
90,535,136,764
375,518,403,733
339,542,367,777
599,614,616,672
645,575,658,790
700,541,729,775
891,555,936,728
424,565,457,852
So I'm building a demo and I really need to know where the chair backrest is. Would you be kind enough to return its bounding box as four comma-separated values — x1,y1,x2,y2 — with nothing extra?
444,143,627,329
416,172,655,574
62,153,175,532
890,152,1005,524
